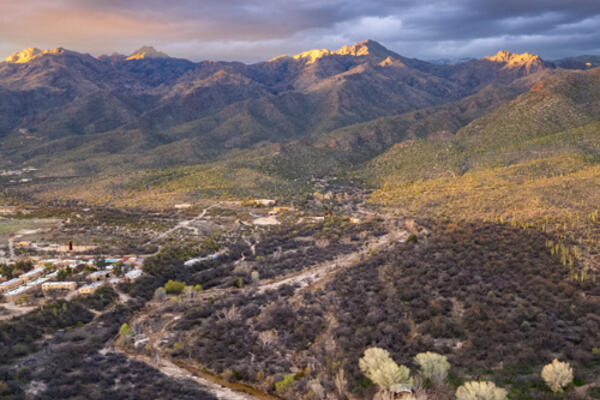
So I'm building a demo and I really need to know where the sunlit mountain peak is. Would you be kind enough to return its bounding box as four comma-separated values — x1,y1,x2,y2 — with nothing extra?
125,46,169,61
5,47,68,63
484,50,543,68
291,39,395,64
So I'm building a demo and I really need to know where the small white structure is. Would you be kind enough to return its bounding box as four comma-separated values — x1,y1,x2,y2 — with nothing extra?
109,277,123,285
253,216,281,226
184,253,221,267
254,199,276,207
78,282,103,295
125,269,143,281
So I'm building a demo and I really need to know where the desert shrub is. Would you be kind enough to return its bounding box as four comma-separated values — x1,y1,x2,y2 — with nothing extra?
119,323,132,336
541,359,573,393
0,300,93,362
14,260,33,273
75,285,118,311
308,379,325,399
359,347,412,396
455,381,507,400
414,352,450,387
164,280,186,294
275,374,294,392
154,287,167,301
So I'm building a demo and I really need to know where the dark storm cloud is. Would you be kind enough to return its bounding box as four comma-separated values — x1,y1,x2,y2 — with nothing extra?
1,0,599,62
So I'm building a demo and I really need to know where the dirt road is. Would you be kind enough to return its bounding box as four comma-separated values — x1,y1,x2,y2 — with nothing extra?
116,224,409,400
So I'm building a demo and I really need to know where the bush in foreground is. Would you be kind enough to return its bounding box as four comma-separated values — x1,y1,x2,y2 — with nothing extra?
455,381,507,400
414,351,450,388
164,280,186,294
359,347,412,399
541,359,573,393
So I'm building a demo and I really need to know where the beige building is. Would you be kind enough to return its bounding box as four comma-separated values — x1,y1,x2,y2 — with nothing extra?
0,278,24,293
4,285,32,302
42,281,77,292
78,282,102,295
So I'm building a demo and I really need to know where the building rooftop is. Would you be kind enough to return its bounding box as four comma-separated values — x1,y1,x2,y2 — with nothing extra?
79,282,103,290
1,278,23,287
42,281,76,287
88,270,111,278
5,285,30,296
28,277,49,286
125,269,143,280
20,266,46,278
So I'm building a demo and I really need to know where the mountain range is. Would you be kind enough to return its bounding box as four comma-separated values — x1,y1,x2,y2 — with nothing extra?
0,39,599,207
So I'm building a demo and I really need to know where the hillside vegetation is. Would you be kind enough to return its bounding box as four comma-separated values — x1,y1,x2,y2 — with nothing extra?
366,68,600,272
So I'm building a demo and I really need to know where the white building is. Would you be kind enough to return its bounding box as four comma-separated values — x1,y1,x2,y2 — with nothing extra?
42,281,77,292
125,269,143,281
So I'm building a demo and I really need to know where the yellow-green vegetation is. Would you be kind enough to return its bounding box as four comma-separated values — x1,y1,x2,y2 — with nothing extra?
164,280,186,295
359,347,413,398
0,218,58,240
414,352,450,388
119,323,132,337
275,374,294,393
27,153,311,209
366,70,600,276
455,381,508,400
0,220,33,234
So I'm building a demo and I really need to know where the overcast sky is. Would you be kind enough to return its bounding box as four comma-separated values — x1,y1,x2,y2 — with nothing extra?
1,0,599,63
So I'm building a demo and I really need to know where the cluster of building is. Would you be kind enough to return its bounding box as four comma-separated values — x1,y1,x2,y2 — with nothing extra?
0,255,144,303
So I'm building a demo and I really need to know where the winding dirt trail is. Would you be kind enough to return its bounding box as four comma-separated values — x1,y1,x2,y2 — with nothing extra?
115,348,261,400
117,218,409,400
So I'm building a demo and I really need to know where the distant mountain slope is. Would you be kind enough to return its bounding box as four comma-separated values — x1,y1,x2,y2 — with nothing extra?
554,55,600,70
365,67,600,183
0,40,566,175
365,67,600,233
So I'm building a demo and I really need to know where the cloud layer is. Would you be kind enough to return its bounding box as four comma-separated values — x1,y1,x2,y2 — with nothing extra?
1,0,599,62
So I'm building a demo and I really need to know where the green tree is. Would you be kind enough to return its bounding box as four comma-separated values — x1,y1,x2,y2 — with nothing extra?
56,266,72,281
14,259,33,273
112,262,124,277
94,257,107,269
164,280,186,294
0,264,14,279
